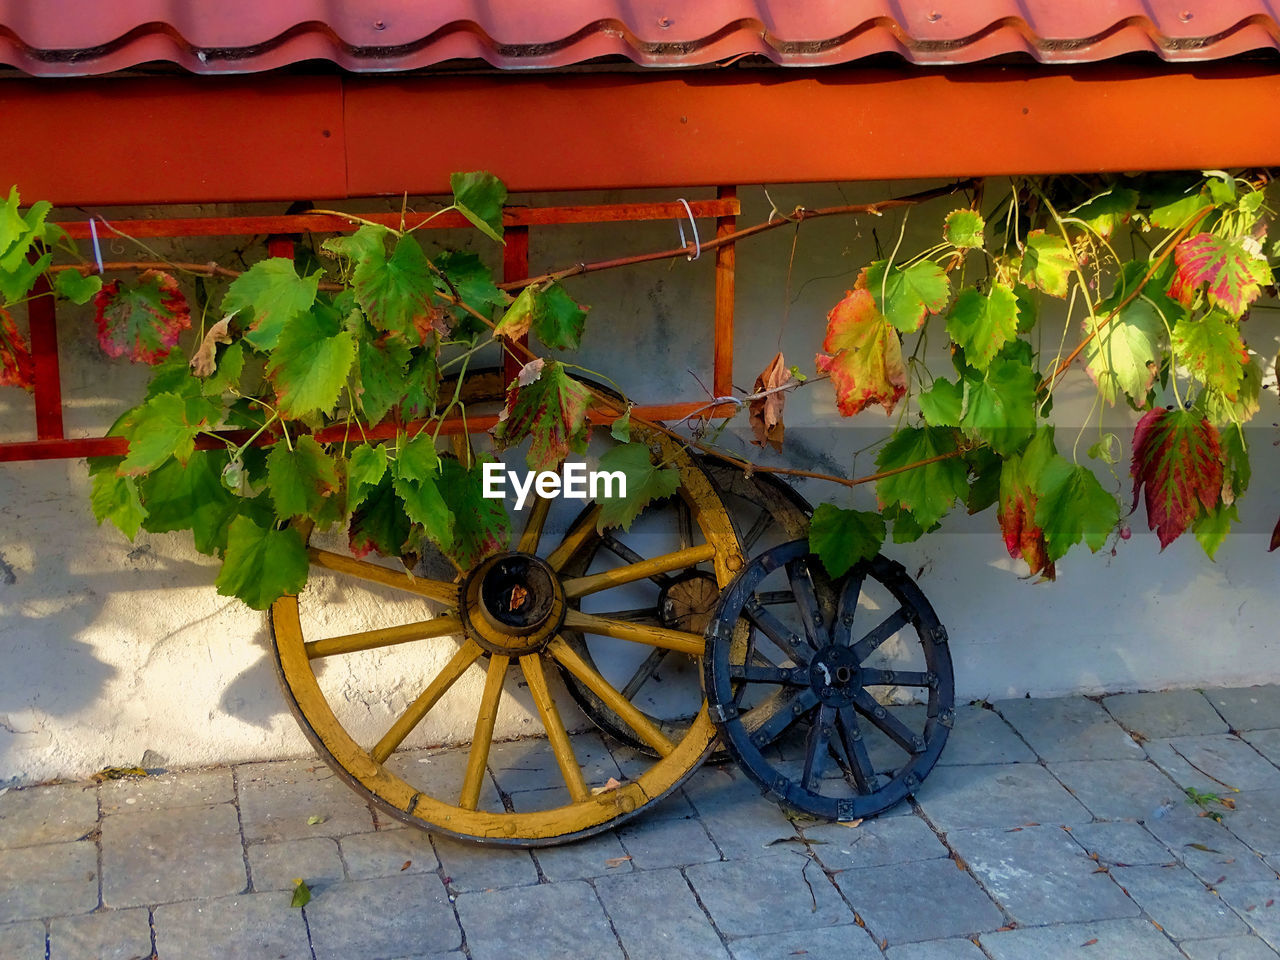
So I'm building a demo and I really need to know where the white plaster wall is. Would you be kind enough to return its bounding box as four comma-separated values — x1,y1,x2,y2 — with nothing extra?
1,182,1277,785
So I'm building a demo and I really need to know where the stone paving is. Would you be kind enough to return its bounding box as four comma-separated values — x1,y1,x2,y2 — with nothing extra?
2,687,1280,959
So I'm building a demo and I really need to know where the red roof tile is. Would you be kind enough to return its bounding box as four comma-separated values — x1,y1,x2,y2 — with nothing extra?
1,1,1279,76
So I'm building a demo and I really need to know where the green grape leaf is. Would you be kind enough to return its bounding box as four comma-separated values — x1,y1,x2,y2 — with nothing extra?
118,392,220,475
1013,283,1038,334
0,306,34,390
54,270,102,305
1130,408,1223,549
203,341,245,397
451,171,507,243
809,503,886,578
874,427,967,530
997,428,1057,578
494,287,536,341
494,282,589,351
960,357,1038,456
265,308,357,419
945,284,1020,372
815,288,906,416
882,503,938,544
493,360,592,471
1193,501,1238,560
610,407,632,442
594,441,681,532
1070,187,1139,238
347,442,388,512
222,258,320,352
1172,311,1248,400
438,456,511,570
401,347,439,421
944,209,985,250
1034,456,1119,561
859,260,951,334
917,377,963,428
0,187,52,302
266,435,341,523
1083,300,1162,405
1172,234,1271,317
1219,423,1250,502
1021,230,1075,298
90,463,146,541
391,435,452,550
356,330,412,427
1147,184,1211,230
964,446,1003,515
290,879,312,910
351,230,439,338
214,516,309,610
433,250,507,333
144,350,202,401
349,473,411,559
139,450,241,555
94,271,191,364
0,250,49,305
1205,355,1261,427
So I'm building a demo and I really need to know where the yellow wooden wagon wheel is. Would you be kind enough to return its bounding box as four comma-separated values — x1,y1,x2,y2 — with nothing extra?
269,424,742,846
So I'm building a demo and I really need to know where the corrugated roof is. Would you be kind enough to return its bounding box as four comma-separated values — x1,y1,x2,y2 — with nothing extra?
1,1,1279,77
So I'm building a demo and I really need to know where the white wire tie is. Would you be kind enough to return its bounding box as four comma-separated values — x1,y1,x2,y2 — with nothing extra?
88,217,104,274
676,198,701,261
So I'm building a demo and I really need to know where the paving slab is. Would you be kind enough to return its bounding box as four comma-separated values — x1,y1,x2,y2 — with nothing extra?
432,834,538,892
0,841,98,922
684,767,809,861
533,829,633,881
455,879,622,960
1220,881,1280,952
980,917,1183,959
1206,687,1280,733
0,784,97,850
687,854,853,938
1146,736,1280,793
487,733,623,800
306,874,461,960
1145,810,1277,887
153,892,310,960
1103,691,1229,739
996,696,1145,762
913,763,1091,832
1066,821,1177,866
831,857,1005,944
383,746,503,814
339,828,438,880
1110,863,1249,940
594,867,730,960
99,770,232,815
247,837,344,891
884,939,989,960
1048,759,1182,821
932,704,1035,766
618,814,720,869
946,825,1138,926
1224,792,1280,860
235,759,375,842
102,802,246,907
1179,935,1280,960
0,921,45,960
49,907,152,960
728,923,882,960
802,814,948,870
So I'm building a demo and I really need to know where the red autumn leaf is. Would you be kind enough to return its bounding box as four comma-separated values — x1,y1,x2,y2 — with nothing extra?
0,306,34,391
1269,515,1280,553
749,351,792,451
1171,233,1270,316
997,481,1055,581
815,288,906,416
492,360,592,470
1131,408,1224,549
94,270,191,364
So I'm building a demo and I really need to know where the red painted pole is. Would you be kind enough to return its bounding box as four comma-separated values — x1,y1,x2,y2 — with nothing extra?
27,270,63,440
503,225,530,387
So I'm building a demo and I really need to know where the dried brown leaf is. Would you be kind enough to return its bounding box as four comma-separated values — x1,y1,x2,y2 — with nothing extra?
749,351,791,452
401,860,412,871
591,777,623,796
190,317,232,377
605,855,632,868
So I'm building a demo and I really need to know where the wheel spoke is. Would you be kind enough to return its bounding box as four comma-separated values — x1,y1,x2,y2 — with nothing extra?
676,497,694,551
833,706,877,793
562,543,716,599
592,607,662,625
851,689,923,754
831,571,867,647
520,654,589,802
862,669,930,687
309,548,458,605
802,706,835,791
563,609,705,657
370,639,483,763
619,647,669,700
756,590,798,606
516,494,553,554
742,687,820,748
728,663,807,685
547,636,675,756
744,598,812,665
546,504,603,571
742,509,774,552
786,558,827,645
305,615,461,660
460,654,509,811
851,608,911,663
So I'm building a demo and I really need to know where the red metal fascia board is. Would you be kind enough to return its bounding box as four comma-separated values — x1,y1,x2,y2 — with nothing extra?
0,75,345,206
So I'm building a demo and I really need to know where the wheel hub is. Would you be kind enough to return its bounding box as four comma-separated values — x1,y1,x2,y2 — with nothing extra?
461,552,566,656
809,644,861,707
659,572,720,635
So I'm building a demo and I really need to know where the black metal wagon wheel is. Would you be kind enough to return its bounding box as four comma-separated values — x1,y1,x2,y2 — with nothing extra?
703,539,955,821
